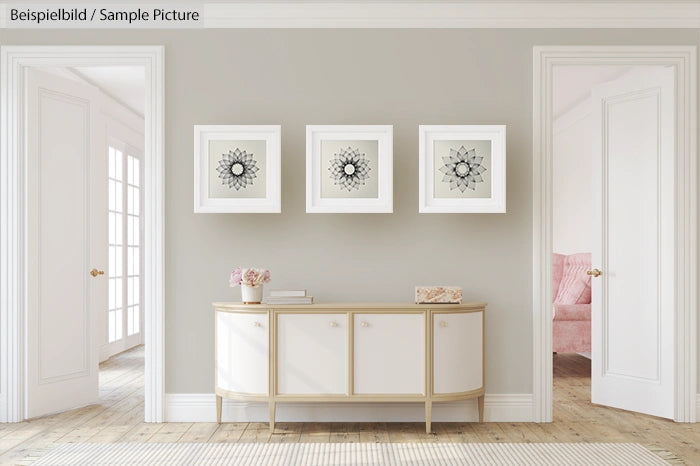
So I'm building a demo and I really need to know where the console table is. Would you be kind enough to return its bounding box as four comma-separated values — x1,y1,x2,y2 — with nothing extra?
213,302,485,433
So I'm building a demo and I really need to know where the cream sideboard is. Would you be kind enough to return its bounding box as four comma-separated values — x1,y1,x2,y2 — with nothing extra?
213,302,485,433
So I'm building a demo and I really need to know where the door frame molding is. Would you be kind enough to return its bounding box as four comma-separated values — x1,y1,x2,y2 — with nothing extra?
0,45,165,422
532,45,697,422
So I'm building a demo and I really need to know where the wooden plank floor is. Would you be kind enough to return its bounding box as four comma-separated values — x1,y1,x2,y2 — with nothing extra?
1,348,698,464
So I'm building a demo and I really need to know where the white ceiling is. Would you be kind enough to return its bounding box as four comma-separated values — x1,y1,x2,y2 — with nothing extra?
552,65,631,119
71,66,145,117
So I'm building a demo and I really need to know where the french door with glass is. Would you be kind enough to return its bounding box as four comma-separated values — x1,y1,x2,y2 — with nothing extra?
106,140,143,357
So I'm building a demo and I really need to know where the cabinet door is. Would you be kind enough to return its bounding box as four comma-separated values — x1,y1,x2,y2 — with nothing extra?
354,313,424,394
433,311,483,394
277,313,347,394
216,311,268,395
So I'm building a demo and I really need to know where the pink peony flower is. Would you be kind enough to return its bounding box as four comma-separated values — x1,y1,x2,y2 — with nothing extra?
229,267,243,287
230,267,270,287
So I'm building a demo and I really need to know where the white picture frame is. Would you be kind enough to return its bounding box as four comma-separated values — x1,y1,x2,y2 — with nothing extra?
194,125,281,213
306,125,393,213
419,125,506,213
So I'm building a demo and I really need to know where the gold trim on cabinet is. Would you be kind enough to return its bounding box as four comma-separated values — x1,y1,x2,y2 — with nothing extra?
347,311,356,396
214,302,486,311
270,311,276,430
425,309,433,433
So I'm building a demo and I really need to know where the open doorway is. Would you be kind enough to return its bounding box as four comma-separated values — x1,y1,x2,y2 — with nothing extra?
552,63,677,418
0,46,164,424
551,65,632,412
532,46,697,423
23,65,145,419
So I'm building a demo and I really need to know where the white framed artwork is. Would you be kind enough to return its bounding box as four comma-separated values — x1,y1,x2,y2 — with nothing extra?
306,125,393,213
194,125,281,213
419,125,506,213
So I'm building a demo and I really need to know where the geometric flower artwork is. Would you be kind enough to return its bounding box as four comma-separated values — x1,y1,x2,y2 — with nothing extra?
216,148,259,191
438,145,487,192
419,125,506,213
306,125,393,213
194,125,281,213
328,146,371,191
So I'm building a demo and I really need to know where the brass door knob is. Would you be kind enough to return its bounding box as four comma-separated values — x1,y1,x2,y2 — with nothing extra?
587,268,602,277
90,268,105,277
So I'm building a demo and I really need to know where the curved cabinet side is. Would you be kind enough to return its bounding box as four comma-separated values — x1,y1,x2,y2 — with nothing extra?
216,311,268,395
432,311,483,394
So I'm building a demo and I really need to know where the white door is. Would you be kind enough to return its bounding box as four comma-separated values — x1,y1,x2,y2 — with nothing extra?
354,313,424,394
433,312,482,394
216,312,268,395
277,314,346,394
26,69,105,418
590,66,675,419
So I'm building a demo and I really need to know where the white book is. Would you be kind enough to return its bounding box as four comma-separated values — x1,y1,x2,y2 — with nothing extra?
264,296,314,304
268,290,307,297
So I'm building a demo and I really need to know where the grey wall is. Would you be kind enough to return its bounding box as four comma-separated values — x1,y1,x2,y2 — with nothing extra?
2,29,698,396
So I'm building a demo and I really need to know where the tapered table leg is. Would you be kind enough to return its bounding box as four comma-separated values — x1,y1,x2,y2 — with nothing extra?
269,400,276,433
216,395,222,424
425,400,432,434
477,395,484,422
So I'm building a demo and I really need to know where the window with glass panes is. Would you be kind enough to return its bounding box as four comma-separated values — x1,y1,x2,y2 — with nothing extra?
108,145,142,344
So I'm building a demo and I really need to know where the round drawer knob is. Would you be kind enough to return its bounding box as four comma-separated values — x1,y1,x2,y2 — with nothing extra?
329,321,338,328
361,321,369,328
440,321,448,328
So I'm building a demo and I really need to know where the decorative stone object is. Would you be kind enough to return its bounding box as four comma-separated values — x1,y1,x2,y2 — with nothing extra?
415,286,463,304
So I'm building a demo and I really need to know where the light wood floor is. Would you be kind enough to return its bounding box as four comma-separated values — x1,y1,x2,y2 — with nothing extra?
1,348,698,465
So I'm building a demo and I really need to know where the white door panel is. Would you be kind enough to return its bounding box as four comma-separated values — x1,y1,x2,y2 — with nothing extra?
277,314,346,394
26,69,103,418
216,312,268,395
353,313,424,395
591,66,674,418
433,312,482,394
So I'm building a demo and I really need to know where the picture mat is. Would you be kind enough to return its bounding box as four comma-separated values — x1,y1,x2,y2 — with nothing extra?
433,139,492,199
320,139,379,199
208,139,267,199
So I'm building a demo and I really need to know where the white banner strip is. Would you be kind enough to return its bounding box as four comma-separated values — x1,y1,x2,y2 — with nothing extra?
3,3,203,28
1,2,700,29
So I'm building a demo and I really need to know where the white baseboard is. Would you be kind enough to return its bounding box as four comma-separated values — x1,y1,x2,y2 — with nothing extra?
165,393,533,423
696,393,700,421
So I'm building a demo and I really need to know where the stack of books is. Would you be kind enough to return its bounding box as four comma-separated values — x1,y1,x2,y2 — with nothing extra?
263,290,314,305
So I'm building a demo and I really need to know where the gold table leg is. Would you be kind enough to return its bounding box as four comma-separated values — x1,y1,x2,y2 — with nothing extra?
425,400,432,434
269,400,276,433
478,395,484,422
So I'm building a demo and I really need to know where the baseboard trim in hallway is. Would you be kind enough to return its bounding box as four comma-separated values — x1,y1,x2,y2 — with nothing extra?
164,394,535,423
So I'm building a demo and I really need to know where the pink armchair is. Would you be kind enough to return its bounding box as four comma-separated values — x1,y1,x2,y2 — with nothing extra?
552,253,591,353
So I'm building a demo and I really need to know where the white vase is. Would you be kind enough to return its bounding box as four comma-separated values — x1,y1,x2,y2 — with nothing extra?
241,284,263,304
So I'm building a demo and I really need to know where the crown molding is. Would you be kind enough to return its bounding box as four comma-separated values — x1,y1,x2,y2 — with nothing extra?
201,2,700,28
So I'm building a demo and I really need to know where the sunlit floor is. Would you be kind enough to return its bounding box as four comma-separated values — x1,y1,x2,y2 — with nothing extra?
0,348,698,464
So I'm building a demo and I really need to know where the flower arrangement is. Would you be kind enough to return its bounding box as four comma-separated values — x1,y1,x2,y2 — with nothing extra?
230,267,271,288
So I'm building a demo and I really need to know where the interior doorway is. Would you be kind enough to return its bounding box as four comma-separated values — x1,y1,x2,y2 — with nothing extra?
0,46,164,423
23,65,146,418
532,46,697,423
551,65,638,415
